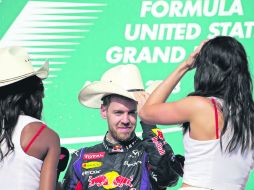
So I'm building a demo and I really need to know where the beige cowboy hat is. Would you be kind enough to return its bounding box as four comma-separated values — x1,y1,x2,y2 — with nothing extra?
0,46,49,87
78,64,161,108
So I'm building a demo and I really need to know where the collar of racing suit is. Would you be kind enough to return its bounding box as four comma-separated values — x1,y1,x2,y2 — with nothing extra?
103,133,140,154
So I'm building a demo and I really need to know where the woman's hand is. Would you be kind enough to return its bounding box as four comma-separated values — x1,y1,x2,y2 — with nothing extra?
133,91,150,114
181,40,208,70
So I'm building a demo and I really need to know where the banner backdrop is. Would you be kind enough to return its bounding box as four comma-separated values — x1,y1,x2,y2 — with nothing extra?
1,0,254,189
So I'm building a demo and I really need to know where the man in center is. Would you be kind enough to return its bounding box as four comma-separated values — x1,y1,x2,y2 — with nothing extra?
62,64,184,190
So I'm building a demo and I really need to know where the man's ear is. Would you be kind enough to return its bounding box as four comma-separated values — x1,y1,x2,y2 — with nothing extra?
100,105,107,119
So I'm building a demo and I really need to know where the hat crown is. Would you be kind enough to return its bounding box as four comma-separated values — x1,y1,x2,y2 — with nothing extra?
101,64,144,91
0,46,48,87
0,46,33,81
9,46,30,59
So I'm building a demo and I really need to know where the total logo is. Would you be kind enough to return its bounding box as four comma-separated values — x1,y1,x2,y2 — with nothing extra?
83,152,105,160
88,171,135,189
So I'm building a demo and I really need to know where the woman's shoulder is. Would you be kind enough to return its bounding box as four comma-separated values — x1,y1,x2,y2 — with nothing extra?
184,96,213,108
182,96,222,116
22,122,60,148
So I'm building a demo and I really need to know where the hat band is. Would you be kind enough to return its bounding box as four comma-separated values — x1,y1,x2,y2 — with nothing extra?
127,89,144,92
0,72,35,83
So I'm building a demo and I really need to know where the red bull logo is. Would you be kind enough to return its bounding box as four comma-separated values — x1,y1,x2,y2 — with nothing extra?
88,175,109,187
157,130,164,140
152,128,165,140
113,175,133,187
88,171,134,189
152,136,165,155
111,145,123,152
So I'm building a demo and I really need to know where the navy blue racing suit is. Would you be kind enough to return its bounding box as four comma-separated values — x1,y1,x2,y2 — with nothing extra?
62,122,184,190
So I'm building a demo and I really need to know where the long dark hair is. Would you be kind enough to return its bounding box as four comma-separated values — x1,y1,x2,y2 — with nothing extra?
0,76,44,160
189,36,254,153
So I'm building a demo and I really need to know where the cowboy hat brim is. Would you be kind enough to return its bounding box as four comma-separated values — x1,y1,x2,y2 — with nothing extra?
78,80,162,109
0,61,49,87
78,81,138,108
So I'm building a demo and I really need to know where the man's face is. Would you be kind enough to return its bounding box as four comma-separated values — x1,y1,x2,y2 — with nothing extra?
101,96,137,143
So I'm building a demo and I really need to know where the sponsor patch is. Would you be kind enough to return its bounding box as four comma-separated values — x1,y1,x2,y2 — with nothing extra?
88,171,134,189
152,128,164,140
112,145,123,152
82,161,103,169
82,170,101,176
83,152,105,160
152,136,165,155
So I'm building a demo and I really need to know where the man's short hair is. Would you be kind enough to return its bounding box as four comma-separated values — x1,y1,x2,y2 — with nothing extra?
101,94,136,107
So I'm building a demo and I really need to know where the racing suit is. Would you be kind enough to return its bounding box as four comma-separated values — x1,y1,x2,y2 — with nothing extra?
62,122,184,190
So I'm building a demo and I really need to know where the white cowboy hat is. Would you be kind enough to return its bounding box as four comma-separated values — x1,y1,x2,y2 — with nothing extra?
0,46,49,87
79,64,158,108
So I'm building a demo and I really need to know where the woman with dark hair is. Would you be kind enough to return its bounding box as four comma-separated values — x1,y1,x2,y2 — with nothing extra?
0,46,60,190
139,36,254,190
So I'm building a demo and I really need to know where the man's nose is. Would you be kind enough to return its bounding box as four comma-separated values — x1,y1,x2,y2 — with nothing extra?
121,113,130,124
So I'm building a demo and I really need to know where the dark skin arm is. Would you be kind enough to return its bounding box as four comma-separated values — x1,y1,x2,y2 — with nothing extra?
21,122,60,190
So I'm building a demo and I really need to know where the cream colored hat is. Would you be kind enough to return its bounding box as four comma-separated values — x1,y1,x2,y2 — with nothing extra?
79,64,148,108
0,46,49,87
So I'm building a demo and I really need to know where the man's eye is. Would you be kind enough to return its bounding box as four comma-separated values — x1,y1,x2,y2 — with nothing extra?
114,111,123,115
129,111,137,115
